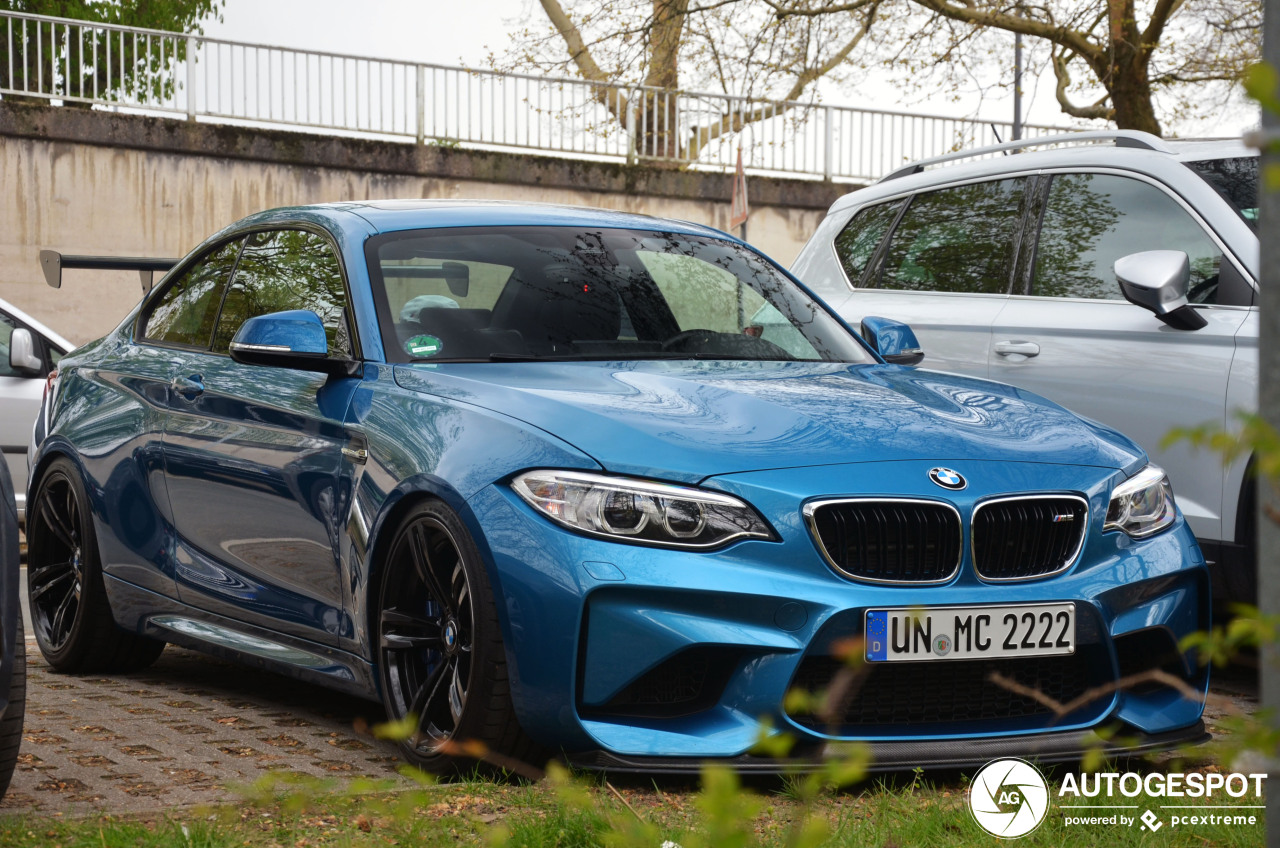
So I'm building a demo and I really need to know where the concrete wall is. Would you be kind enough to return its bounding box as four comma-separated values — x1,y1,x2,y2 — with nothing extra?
0,103,849,345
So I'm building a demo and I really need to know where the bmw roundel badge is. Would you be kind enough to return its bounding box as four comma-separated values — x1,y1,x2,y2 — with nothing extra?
928,467,967,490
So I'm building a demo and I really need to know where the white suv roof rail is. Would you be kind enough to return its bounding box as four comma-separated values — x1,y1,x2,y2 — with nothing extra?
880,130,1174,182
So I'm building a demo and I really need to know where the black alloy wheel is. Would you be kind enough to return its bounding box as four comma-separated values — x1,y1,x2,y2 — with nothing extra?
376,500,536,772
28,468,86,653
27,458,165,672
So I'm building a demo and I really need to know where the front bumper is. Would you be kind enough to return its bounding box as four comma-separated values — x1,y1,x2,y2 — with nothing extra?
468,459,1211,765
567,721,1210,774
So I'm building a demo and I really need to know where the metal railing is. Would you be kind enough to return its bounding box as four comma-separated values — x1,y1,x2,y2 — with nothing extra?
0,10,1076,182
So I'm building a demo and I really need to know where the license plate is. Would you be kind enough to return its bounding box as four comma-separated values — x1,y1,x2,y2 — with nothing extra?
864,603,1075,662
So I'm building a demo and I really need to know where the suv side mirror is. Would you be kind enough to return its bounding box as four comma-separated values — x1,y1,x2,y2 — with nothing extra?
861,316,925,365
8,328,43,375
1114,250,1208,331
228,310,359,377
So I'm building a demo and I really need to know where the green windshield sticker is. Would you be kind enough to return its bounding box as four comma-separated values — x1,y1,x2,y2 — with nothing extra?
406,334,443,357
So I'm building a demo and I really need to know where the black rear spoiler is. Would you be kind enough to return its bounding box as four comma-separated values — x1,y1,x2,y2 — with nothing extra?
40,250,180,294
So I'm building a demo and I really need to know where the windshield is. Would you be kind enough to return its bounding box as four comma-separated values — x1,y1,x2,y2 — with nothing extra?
368,226,871,364
1187,156,1257,231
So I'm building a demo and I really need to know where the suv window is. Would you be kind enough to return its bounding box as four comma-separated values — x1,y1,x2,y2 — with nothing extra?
833,199,905,285
1033,173,1226,303
1187,157,1258,231
878,178,1026,294
213,229,352,357
142,239,242,347
0,313,16,377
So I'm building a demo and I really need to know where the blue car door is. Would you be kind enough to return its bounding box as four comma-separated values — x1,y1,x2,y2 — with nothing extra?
162,228,362,647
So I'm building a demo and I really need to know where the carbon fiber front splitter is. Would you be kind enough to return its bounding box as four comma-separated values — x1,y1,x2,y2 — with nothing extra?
565,720,1209,774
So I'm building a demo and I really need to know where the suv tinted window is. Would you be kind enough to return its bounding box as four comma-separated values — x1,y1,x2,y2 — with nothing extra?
1187,157,1258,230
878,178,1026,294
213,229,352,357
0,313,16,377
833,199,905,285
142,240,242,347
1033,173,1225,303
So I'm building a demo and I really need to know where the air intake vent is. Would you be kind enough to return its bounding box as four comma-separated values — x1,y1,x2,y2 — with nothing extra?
806,499,962,584
972,496,1088,581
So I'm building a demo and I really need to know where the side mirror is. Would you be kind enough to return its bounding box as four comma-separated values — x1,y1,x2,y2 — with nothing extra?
8,328,43,375
228,310,358,377
861,316,924,366
1114,250,1207,331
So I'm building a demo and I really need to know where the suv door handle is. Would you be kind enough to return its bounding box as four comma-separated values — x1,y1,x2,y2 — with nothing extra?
170,374,205,397
994,341,1040,357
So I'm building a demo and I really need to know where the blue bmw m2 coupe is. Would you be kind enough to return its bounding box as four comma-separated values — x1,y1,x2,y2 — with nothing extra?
27,201,1208,772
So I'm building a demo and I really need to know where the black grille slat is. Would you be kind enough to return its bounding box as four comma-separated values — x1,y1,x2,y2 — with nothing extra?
973,497,1086,580
811,501,960,583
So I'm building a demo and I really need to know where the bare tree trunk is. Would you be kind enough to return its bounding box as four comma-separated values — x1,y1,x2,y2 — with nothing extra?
1105,0,1163,134
641,0,690,159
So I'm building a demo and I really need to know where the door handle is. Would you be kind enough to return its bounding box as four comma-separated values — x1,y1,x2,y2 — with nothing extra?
170,374,205,397
994,341,1040,357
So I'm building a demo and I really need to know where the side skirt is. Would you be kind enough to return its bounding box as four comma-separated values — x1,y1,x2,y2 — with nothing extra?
104,575,380,702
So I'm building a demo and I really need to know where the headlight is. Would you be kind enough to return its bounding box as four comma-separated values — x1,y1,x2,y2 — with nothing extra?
511,470,776,549
1104,464,1176,538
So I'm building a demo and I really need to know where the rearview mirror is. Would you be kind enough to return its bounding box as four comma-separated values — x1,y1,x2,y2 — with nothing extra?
1114,250,1207,331
860,316,924,366
228,310,358,377
8,328,43,375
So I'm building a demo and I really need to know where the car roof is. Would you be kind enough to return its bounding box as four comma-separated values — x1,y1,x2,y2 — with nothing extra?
830,131,1256,215
0,295,74,353
232,200,734,241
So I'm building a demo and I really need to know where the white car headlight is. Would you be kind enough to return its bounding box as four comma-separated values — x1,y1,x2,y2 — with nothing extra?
1104,464,1176,538
512,470,775,549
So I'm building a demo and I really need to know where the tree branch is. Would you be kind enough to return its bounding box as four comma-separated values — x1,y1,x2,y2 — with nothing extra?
761,0,877,18
1142,0,1186,49
1052,51,1114,120
908,0,1105,75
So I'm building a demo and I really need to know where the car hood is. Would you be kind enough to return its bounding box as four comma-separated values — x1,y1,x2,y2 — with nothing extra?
392,360,1145,483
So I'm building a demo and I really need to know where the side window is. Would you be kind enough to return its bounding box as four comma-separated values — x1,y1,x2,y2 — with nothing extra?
1033,173,1226,303
878,178,1026,294
0,313,16,377
213,229,352,357
142,239,242,347
833,199,905,286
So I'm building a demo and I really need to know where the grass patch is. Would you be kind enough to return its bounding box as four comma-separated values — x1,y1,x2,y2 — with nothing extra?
0,768,1264,847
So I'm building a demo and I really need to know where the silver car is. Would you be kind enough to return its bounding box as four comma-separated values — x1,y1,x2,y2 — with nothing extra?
793,130,1258,603
0,298,71,521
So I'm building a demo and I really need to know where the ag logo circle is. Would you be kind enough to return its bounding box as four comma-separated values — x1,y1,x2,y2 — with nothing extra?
928,467,966,490
968,758,1050,838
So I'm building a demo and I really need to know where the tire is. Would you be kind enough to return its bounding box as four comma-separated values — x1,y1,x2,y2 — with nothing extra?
0,616,26,801
375,499,539,774
27,458,165,673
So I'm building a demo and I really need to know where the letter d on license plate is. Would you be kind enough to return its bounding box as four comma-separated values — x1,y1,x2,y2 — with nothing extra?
864,603,1075,662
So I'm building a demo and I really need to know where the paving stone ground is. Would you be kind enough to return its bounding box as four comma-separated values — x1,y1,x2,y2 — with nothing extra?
2,554,414,816
1,642,414,816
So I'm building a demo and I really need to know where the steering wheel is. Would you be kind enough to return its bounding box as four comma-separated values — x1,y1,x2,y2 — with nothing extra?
661,328,717,352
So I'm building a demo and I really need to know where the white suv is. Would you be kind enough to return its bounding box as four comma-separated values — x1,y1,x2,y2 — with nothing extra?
0,298,70,522
792,130,1258,603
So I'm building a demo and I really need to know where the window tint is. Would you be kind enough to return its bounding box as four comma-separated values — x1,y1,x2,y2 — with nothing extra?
1187,157,1257,230
833,199,904,286
1033,173,1226,303
213,230,351,357
879,178,1025,294
0,313,16,377
640,249,825,359
143,240,241,347
369,227,869,363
